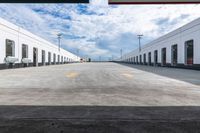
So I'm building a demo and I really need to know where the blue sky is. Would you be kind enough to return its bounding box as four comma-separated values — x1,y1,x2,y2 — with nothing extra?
0,1,200,61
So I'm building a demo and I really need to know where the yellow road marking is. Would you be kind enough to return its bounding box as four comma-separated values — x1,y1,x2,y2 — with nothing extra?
121,70,133,73
121,73,133,78
66,72,79,78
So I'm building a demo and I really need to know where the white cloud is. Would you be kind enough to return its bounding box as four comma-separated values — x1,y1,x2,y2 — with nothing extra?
0,3,200,60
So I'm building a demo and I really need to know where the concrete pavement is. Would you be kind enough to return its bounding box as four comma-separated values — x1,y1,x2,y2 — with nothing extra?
0,62,200,106
0,62,200,132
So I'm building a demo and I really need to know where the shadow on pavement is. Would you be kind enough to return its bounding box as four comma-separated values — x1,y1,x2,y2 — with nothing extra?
118,63,200,86
0,105,200,133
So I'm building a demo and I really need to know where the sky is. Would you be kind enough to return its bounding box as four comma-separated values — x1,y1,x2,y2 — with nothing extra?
0,1,200,61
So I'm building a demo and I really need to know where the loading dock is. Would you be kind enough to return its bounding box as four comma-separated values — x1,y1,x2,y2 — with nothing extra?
154,50,158,66
61,56,63,64
185,40,194,65
148,52,151,65
42,50,45,66
161,48,167,66
171,44,178,66
48,52,51,65
53,54,56,64
58,55,60,64
22,44,29,67
33,47,38,67
22,44,28,59
139,55,142,64
143,53,146,65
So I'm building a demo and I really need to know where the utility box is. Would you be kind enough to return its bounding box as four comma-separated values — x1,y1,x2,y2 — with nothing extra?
4,56,18,68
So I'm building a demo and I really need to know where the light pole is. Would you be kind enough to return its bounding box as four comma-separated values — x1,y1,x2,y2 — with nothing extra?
137,34,143,52
57,33,62,51
120,49,122,60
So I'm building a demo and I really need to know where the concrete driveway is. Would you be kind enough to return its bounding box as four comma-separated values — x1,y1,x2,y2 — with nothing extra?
0,62,200,106
1,62,200,132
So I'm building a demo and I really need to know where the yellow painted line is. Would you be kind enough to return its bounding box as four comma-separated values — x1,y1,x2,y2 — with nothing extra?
121,73,133,78
121,70,133,73
66,72,79,78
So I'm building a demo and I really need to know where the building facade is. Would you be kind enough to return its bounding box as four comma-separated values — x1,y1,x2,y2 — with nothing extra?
0,18,80,69
119,17,200,70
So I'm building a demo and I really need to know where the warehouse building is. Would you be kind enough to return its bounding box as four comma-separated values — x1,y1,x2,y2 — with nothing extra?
0,18,80,69
119,17,200,70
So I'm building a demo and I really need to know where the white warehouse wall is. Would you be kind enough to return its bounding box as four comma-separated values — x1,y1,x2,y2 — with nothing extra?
0,17,80,69
119,17,200,70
